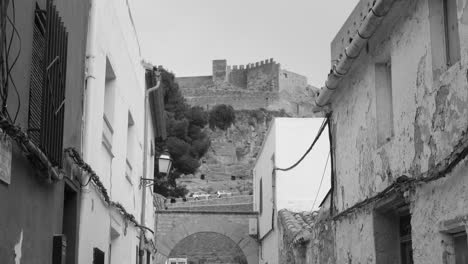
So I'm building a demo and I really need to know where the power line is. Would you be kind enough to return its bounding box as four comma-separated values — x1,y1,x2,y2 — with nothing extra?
275,117,328,172
311,151,330,211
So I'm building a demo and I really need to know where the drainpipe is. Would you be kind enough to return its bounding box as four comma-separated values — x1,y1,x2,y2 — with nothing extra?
314,0,396,110
83,0,99,162
139,65,161,262
78,1,97,263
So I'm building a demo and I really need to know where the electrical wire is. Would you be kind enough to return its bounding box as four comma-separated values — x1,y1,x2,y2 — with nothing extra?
275,117,328,171
311,151,330,211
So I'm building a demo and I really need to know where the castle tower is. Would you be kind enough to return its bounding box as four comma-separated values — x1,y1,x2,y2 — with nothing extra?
212,59,227,83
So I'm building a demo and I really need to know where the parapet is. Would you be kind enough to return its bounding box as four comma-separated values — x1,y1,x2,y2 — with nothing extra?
228,58,277,72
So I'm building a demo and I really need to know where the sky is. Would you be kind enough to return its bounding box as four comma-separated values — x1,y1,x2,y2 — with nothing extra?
133,0,360,87
275,118,331,211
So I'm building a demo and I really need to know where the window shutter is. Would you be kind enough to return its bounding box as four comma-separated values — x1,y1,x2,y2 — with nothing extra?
28,1,68,167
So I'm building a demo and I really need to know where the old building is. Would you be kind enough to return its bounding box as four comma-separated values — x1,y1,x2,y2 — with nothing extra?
78,0,161,263
0,0,90,263
312,0,468,263
253,118,330,264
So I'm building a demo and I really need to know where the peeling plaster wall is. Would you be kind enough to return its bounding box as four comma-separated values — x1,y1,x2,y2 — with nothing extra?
411,157,468,264
330,0,468,262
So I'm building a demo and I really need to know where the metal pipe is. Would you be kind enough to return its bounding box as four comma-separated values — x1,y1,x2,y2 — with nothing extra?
140,66,161,260
314,0,396,110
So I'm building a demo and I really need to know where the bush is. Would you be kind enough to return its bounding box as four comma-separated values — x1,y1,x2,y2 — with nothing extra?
209,104,236,130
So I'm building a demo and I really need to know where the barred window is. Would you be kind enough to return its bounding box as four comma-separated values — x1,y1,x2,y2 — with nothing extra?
28,2,68,167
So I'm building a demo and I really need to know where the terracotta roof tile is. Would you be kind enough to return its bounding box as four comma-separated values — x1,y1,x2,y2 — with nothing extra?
278,209,319,245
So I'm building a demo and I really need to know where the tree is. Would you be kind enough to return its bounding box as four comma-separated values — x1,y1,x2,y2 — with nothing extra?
209,104,236,130
153,68,211,197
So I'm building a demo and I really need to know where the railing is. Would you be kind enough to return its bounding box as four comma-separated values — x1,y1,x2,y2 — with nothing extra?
102,115,113,153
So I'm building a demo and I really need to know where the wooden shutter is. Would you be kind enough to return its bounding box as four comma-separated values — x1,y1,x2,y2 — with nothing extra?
28,1,68,167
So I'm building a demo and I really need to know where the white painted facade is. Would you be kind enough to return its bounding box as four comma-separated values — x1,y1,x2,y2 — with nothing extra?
253,118,330,264
78,0,156,263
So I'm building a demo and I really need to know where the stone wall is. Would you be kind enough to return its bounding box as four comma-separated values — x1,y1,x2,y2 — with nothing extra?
155,211,258,264
169,232,248,264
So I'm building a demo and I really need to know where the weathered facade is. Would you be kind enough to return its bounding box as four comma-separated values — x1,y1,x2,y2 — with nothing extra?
79,0,158,263
313,0,468,263
0,0,90,263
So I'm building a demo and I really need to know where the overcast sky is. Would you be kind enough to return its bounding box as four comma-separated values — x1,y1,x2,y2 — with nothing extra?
133,0,360,87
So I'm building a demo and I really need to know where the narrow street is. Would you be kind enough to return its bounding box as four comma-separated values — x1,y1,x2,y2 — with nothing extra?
1,0,468,264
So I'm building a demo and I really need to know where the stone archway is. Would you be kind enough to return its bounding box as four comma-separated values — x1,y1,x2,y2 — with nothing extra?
169,232,248,264
155,211,258,264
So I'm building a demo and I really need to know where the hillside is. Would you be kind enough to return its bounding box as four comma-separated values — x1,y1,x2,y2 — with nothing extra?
177,109,289,195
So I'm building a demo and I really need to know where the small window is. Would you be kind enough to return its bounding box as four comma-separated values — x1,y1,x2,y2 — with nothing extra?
259,178,263,214
93,248,105,264
102,58,116,152
374,203,413,264
125,111,135,183
375,61,393,146
443,0,461,66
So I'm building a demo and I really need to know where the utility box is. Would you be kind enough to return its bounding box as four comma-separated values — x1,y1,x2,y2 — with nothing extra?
52,234,67,264
249,218,258,237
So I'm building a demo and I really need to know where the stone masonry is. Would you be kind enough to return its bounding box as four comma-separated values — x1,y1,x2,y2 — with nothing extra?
155,211,258,264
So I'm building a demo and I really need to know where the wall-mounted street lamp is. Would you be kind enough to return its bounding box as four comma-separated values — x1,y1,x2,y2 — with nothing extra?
140,150,172,189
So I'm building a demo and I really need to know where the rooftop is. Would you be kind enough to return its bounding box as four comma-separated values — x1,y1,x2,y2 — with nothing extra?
278,209,318,245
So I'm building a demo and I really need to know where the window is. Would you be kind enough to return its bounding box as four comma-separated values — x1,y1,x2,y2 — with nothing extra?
126,111,135,184
374,202,413,264
375,61,393,146
93,248,104,264
259,178,263,214
102,58,116,152
28,3,68,167
443,0,461,66
399,213,413,264
453,232,468,264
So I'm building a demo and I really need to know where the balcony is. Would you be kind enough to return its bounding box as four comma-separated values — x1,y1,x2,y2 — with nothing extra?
102,115,114,155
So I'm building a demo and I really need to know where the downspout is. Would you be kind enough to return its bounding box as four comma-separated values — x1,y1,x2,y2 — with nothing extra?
314,0,396,110
140,66,161,262
78,1,97,263
83,0,98,162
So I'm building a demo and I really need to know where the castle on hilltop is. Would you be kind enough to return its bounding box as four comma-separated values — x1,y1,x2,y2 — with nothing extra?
176,59,309,110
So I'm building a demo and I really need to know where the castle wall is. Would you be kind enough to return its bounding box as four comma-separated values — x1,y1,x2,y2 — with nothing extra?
228,67,248,88
185,91,278,110
246,60,280,92
177,75,213,90
279,69,308,92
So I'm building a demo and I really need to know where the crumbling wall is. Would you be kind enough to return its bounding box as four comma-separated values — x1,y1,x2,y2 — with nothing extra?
331,0,468,262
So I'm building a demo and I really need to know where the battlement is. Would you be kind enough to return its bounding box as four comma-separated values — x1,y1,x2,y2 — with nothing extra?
226,58,277,73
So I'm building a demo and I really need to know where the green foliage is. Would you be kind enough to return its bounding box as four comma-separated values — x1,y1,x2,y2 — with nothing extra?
153,68,211,198
209,104,236,130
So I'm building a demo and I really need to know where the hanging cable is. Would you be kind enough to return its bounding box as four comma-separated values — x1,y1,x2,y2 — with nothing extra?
311,151,330,211
275,116,329,171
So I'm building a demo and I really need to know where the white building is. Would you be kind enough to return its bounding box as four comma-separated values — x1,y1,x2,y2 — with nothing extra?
78,0,158,263
253,118,330,264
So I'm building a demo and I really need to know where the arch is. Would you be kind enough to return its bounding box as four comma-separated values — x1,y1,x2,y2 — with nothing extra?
156,212,258,264
169,232,248,264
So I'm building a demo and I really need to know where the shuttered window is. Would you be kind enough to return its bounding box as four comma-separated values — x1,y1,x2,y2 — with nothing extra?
28,1,68,167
